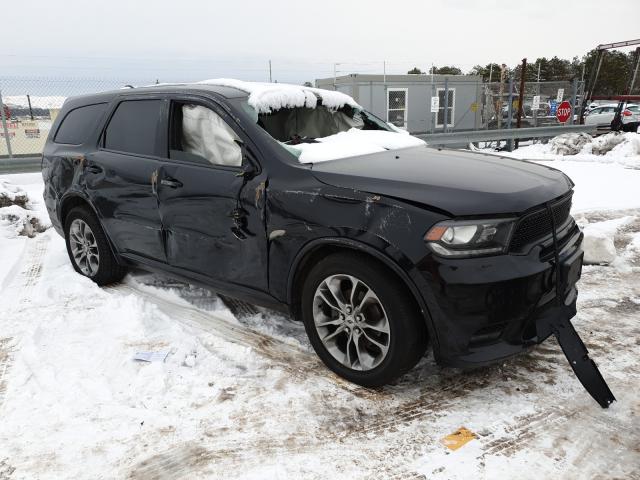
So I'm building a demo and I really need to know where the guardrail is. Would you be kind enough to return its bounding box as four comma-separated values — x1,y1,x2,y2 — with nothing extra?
0,124,602,174
417,124,598,148
0,156,41,173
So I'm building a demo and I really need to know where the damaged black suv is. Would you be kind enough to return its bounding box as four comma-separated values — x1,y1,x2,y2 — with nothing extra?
42,80,614,406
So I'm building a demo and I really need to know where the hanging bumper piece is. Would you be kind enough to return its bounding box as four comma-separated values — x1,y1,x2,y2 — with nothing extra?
539,203,616,408
537,306,616,408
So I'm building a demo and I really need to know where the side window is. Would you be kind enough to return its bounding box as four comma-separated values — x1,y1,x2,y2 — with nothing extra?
169,102,242,167
104,99,163,156
54,103,108,145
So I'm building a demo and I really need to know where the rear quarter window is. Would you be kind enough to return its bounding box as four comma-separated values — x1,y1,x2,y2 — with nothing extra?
54,103,108,145
103,99,163,156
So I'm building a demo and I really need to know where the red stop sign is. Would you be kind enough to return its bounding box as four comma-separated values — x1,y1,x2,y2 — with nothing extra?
556,101,572,123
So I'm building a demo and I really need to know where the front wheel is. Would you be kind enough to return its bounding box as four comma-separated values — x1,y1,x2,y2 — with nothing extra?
64,206,127,286
300,252,428,387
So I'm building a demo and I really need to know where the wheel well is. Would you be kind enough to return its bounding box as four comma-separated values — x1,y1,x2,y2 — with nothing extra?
60,195,91,226
290,243,429,335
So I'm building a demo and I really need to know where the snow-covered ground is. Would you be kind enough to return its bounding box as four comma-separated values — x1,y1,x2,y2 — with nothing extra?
1,148,639,478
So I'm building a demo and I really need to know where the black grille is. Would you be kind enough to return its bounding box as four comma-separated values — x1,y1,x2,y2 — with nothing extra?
509,194,573,252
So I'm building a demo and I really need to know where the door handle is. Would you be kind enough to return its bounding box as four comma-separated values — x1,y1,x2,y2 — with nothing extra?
160,178,183,189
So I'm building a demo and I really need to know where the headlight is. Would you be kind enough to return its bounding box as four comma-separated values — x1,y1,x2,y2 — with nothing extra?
424,219,515,257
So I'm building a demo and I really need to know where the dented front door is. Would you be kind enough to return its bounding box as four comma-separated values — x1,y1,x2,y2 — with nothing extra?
156,161,268,291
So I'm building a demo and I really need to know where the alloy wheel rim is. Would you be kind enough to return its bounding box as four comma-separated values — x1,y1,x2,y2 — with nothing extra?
69,219,100,277
312,274,390,371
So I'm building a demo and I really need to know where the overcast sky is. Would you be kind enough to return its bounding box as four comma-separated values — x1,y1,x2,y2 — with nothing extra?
2,0,639,84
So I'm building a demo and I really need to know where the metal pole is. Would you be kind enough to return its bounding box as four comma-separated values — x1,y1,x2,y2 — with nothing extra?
570,77,578,125
443,77,449,133
488,63,493,83
506,75,514,151
515,58,527,149
27,94,34,120
430,68,435,134
269,60,272,83
533,61,541,129
628,47,640,94
0,90,13,159
497,64,506,131
579,50,601,125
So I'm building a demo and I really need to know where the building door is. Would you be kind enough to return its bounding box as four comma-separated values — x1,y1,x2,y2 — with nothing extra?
387,88,408,129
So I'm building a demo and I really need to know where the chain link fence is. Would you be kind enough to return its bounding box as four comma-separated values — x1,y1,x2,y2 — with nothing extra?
0,77,157,158
481,80,585,130
0,75,591,158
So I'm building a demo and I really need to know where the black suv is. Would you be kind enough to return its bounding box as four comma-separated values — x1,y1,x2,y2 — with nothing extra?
42,81,588,390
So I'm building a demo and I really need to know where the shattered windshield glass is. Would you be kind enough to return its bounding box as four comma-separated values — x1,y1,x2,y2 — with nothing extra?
237,100,391,145
233,98,424,164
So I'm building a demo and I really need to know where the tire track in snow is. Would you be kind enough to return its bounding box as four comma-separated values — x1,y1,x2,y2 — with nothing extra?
0,235,49,413
474,400,635,465
107,283,386,401
0,337,16,412
1,234,49,313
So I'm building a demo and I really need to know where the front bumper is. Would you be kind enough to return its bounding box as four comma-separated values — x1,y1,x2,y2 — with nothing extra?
419,225,583,367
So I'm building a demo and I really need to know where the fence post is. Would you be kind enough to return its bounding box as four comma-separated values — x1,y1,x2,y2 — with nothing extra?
0,89,13,160
570,78,578,125
430,72,435,134
506,75,514,151
443,78,449,133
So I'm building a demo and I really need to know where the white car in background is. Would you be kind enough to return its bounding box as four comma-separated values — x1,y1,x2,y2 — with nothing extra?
584,103,640,128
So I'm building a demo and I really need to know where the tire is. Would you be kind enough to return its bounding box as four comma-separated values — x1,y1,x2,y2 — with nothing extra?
64,206,127,286
300,252,428,387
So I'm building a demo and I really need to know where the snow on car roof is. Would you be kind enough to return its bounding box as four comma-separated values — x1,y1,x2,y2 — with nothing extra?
198,78,360,114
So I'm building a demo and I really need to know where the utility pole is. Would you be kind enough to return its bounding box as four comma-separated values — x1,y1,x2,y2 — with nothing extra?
269,60,272,83
515,58,527,149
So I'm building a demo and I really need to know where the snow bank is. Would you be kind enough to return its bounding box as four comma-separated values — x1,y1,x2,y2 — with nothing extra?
548,133,592,155
198,78,360,114
0,179,50,237
505,132,640,168
0,179,29,208
0,204,49,238
293,128,426,163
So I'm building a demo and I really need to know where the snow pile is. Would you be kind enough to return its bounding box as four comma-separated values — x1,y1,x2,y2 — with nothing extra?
0,205,49,238
502,132,640,167
582,132,638,156
198,78,360,114
548,133,592,155
0,179,29,208
293,128,426,163
3,95,66,109
0,179,49,237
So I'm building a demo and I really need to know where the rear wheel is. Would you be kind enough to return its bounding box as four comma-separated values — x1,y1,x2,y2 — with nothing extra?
64,206,127,285
300,252,428,387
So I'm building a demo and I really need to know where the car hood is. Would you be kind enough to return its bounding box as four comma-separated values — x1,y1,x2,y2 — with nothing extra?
310,145,573,216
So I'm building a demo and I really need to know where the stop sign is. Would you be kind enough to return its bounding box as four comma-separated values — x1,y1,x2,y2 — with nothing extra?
556,101,572,123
